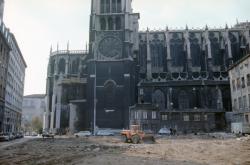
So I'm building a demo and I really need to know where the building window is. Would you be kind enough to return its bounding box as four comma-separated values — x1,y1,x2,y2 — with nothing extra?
161,114,168,120
134,111,139,119
239,97,243,109
183,115,189,121
152,111,156,119
249,94,250,108
100,0,105,13
234,99,238,110
58,58,66,74
242,77,246,88
232,80,236,91
115,16,121,30
204,114,208,121
247,74,250,86
112,0,116,13
100,18,106,30
105,0,110,13
152,90,165,111
194,114,200,121
243,96,247,110
237,78,241,90
117,0,121,12
139,88,144,95
108,17,113,30
245,115,249,123
143,111,147,119
178,90,189,109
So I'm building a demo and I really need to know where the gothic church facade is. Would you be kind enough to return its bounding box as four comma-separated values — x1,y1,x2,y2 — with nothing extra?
44,0,250,133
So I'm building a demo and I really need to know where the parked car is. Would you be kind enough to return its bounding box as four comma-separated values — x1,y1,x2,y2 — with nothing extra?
9,133,16,140
97,130,114,136
31,132,38,136
42,132,55,139
16,132,24,139
158,128,171,135
74,131,91,138
0,133,10,141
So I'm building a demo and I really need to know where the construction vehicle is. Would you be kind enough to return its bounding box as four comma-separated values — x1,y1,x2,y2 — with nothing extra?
120,125,155,144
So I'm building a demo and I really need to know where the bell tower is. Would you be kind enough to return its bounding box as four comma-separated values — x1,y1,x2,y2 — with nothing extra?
87,0,139,129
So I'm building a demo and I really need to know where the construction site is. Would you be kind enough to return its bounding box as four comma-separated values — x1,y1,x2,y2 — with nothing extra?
0,133,250,165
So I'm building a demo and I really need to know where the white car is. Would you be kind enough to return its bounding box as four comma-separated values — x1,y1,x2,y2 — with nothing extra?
74,131,91,138
158,128,171,135
96,130,114,136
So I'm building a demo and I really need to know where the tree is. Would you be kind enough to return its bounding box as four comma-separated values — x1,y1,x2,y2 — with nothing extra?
31,117,43,134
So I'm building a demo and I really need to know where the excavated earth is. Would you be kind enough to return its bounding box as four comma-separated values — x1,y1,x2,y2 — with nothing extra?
0,134,250,165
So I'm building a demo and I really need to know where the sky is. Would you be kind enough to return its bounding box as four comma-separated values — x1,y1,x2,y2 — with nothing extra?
3,0,250,95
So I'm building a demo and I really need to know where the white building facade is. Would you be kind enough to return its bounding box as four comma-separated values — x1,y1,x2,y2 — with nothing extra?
229,54,250,133
4,34,26,133
22,94,46,132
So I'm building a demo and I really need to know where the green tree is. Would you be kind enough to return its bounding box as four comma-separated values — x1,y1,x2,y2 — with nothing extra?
31,117,43,134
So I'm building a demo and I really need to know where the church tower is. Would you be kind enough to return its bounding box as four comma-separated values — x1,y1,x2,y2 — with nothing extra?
87,0,140,129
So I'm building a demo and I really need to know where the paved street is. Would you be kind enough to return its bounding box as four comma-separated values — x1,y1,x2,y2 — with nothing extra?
0,136,38,149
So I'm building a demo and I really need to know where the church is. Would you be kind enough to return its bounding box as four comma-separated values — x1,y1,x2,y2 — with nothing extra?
44,0,250,134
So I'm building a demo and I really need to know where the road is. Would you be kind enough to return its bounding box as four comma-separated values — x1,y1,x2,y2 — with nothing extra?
0,136,39,149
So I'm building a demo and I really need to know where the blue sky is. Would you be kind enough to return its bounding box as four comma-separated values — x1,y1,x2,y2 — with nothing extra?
3,0,250,95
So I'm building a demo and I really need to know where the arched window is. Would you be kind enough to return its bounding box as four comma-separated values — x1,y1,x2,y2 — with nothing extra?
108,17,113,30
104,81,116,109
58,58,66,74
115,16,121,30
106,0,110,13
100,18,106,30
229,32,241,62
170,33,185,67
117,0,121,12
150,40,164,72
100,0,105,13
152,90,165,111
50,59,55,74
209,32,223,66
178,91,189,109
112,0,116,13
189,33,201,67
71,58,79,74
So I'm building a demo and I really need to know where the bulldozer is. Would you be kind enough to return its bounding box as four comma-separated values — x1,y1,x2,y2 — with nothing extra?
120,125,155,144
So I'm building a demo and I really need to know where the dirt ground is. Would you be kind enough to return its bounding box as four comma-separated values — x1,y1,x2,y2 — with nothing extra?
0,134,250,165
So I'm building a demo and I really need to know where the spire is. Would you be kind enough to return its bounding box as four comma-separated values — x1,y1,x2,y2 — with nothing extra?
205,24,208,30
67,41,69,51
185,24,188,30
50,45,53,55
225,23,228,29
57,43,59,51
165,25,168,31
236,18,239,25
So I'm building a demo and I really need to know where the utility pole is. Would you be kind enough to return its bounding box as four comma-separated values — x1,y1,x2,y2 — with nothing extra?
93,60,97,135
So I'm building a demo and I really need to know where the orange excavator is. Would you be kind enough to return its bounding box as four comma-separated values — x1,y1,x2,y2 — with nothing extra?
120,125,155,144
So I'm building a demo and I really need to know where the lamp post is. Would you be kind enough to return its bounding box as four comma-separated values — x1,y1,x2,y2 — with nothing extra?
93,60,97,136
